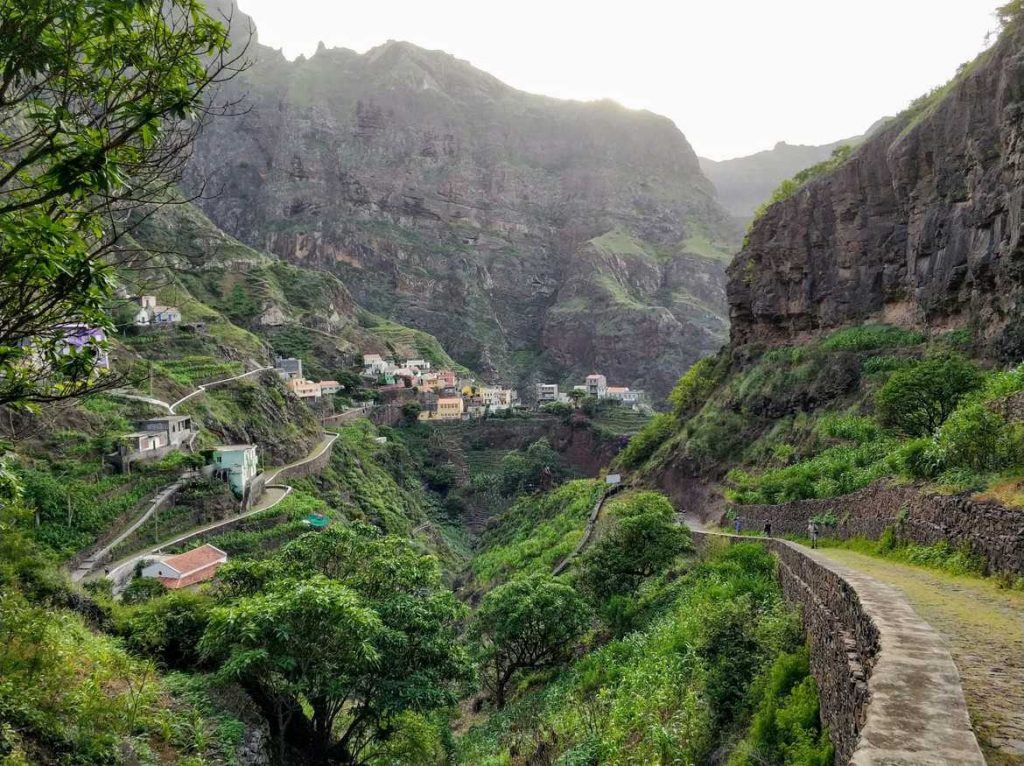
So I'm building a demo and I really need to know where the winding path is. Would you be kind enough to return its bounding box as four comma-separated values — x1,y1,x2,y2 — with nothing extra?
820,548,1024,766
107,365,273,415
688,521,988,765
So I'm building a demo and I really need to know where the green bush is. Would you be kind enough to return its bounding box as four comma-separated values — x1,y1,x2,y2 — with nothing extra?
821,324,924,352
616,413,675,470
669,356,720,416
728,648,833,766
932,401,1021,472
875,354,982,436
575,492,691,602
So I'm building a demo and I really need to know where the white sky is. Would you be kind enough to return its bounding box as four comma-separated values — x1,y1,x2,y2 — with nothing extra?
235,0,1003,160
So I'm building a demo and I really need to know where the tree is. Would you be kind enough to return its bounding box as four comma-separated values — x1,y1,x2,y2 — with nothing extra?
498,438,566,496
401,400,422,425
204,525,470,764
0,0,249,410
202,576,383,765
576,492,690,601
470,573,590,708
875,354,983,436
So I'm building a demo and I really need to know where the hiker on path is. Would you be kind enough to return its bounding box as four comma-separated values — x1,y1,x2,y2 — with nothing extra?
808,520,818,549
763,521,772,537
733,517,741,535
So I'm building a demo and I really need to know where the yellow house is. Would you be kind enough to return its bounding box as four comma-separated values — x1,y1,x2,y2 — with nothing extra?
286,377,322,400
419,396,464,421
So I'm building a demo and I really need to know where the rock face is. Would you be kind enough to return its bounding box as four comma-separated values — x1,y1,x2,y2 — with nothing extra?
728,23,1024,357
698,129,876,223
187,4,737,397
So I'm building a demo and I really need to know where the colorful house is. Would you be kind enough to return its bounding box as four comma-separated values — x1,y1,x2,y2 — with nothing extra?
419,396,464,421
286,377,322,400
210,445,259,498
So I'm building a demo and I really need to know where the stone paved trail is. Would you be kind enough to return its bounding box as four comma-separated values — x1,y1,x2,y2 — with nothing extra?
818,548,1024,766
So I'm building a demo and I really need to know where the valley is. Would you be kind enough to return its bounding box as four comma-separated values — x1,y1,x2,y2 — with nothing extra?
2,1,1024,766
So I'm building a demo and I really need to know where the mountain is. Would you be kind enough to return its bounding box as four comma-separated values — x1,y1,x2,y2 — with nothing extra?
185,4,740,398
728,27,1024,357
698,119,888,222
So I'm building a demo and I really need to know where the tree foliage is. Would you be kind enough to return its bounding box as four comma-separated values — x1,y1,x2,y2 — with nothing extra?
875,354,982,436
470,573,590,708
576,492,690,601
0,0,248,409
202,524,470,764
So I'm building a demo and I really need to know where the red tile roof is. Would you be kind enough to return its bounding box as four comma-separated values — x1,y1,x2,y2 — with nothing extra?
159,544,227,586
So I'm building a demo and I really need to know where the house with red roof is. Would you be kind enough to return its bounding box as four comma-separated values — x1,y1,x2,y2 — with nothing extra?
140,544,227,589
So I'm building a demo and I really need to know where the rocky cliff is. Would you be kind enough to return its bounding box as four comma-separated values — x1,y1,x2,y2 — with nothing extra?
186,3,738,397
728,22,1024,357
699,128,879,222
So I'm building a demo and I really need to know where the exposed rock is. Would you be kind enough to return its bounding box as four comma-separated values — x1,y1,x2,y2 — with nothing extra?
728,24,1024,358
188,4,739,396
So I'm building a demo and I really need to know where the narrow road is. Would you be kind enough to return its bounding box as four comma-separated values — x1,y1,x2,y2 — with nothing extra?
70,475,191,583
817,548,1024,766
169,366,272,412
106,390,173,413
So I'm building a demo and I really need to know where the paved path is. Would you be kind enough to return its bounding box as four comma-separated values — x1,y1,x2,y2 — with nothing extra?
689,523,986,765
169,366,272,412
70,475,191,583
107,391,173,413
104,484,293,588
819,548,1024,766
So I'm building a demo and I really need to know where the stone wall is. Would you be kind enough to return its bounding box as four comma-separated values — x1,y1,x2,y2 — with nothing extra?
690,530,985,765
691,531,875,764
729,481,1024,576
273,437,336,483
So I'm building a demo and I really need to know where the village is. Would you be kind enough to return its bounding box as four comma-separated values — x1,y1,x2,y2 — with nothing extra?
86,301,646,593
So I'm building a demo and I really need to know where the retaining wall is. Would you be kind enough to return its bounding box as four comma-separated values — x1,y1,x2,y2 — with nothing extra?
690,530,985,765
273,439,335,482
729,480,1024,575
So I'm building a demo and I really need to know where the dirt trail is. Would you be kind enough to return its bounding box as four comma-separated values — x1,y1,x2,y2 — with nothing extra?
817,548,1024,766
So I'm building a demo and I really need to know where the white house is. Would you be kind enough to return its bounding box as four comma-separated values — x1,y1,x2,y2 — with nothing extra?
152,306,181,325
141,544,227,589
586,374,608,398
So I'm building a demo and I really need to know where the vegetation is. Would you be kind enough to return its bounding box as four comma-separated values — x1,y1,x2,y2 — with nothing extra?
470,574,591,708
457,544,822,765
0,0,244,410
576,491,690,601
203,524,471,764
751,145,853,225
875,354,982,436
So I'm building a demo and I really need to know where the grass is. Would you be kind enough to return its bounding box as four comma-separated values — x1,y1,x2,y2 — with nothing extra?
471,480,602,588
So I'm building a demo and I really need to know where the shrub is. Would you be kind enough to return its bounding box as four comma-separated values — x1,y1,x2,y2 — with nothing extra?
821,324,924,352
575,492,691,602
669,357,720,416
875,354,982,436
121,577,169,605
471,574,590,707
932,401,1020,472
616,413,675,470
727,647,833,766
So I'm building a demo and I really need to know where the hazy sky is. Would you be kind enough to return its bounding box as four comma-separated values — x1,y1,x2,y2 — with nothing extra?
235,1,1002,160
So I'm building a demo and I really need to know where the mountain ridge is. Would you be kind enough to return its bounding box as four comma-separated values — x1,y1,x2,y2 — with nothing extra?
186,3,739,397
